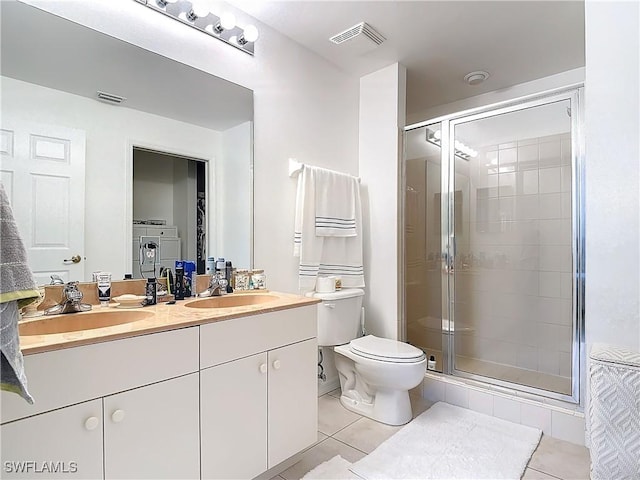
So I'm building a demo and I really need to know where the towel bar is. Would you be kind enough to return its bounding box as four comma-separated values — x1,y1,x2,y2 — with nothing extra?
288,158,360,182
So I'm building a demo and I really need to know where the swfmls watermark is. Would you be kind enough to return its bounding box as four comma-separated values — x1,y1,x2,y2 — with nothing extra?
3,461,78,474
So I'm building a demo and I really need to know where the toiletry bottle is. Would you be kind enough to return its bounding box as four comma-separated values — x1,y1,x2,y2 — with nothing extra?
96,272,112,306
427,355,436,371
145,277,157,305
225,261,233,293
215,257,225,280
175,266,185,300
206,257,215,275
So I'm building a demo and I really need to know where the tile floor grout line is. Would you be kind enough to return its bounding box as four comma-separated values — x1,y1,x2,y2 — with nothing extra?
527,466,566,480
330,435,370,456
323,415,365,438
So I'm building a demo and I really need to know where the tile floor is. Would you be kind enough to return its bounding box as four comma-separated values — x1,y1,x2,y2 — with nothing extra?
272,388,591,480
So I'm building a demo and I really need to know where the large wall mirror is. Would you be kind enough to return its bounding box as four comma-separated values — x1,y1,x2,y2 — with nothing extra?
1,1,254,284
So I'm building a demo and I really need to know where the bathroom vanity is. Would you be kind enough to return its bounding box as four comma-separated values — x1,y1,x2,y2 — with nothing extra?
1,292,319,479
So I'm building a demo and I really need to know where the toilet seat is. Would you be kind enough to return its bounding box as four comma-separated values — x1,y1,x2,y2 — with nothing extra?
349,335,426,364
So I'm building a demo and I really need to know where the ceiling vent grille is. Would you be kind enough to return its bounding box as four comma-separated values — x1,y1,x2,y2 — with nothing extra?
330,22,385,46
96,91,126,105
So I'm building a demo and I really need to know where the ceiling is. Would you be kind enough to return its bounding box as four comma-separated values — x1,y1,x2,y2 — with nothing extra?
1,1,585,129
231,0,585,118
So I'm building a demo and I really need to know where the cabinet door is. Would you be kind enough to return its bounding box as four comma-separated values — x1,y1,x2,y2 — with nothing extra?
201,352,267,479
268,338,318,467
1,399,103,479
103,373,199,479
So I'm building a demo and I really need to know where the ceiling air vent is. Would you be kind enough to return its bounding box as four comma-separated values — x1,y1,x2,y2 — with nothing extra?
330,22,386,47
96,91,126,105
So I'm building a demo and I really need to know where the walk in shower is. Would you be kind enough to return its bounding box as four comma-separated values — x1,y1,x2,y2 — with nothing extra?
403,88,584,403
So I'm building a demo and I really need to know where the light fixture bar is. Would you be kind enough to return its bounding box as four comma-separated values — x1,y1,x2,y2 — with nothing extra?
426,129,477,161
134,0,257,56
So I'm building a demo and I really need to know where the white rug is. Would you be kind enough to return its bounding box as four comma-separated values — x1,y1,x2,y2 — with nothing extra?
304,402,542,480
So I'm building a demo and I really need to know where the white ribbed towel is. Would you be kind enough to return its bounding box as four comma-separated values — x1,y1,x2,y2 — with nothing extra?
294,165,364,291
314,168,357,237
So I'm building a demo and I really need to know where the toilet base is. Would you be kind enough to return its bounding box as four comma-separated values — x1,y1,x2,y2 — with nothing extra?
339,387,413,426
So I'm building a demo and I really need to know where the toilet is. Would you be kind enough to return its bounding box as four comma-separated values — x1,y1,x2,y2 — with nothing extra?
309,288,427,426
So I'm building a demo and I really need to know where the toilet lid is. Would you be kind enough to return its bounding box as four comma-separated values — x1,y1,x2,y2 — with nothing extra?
350,335,426,363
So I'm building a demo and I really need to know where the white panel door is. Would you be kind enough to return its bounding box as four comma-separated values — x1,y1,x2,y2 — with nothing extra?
0,399,103,479
0,122,86,284
268,338,318,468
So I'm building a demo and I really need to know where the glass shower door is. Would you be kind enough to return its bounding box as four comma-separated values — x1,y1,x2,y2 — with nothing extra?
449,94,581,399
404,123,445,372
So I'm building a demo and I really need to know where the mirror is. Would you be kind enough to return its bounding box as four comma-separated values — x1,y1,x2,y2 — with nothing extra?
0,2,254,284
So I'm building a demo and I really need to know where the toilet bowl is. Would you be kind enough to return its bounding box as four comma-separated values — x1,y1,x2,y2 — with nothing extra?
334,335,426,425
308,288,427,426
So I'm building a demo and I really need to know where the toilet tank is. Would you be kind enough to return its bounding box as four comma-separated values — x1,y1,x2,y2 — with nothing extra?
307,289,365,347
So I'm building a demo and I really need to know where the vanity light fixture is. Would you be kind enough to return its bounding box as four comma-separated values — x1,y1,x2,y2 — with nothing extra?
426,128,478,160
135,0,259,55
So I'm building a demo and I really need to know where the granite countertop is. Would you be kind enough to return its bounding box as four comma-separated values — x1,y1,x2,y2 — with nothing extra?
19,291,320,355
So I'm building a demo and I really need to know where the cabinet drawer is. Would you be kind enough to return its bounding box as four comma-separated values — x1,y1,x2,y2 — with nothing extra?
146,226,178,237
200,305,317,368
2,327,199,423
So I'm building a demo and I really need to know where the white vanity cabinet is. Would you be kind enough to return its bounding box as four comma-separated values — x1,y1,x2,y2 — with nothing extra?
200,306,318,479
0,327,200,479
1,302,318,480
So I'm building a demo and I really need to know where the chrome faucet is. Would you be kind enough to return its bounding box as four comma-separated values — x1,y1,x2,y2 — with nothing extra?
44,281,92,315
50,274,65,285
199,274,226,297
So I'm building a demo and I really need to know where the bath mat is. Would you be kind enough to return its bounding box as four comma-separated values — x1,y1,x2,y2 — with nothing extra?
301,455,359,479
349,402,541,479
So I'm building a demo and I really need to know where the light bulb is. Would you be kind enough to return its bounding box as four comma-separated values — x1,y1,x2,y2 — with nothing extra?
213,12,236,34
220,12,236,30
242,25,259,42
188,0,210,21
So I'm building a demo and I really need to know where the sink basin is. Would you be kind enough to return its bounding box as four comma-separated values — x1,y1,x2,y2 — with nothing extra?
184,294,279,309
19,310,154,336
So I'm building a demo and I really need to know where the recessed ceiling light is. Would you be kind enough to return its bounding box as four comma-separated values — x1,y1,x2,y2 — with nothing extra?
464,71,490,86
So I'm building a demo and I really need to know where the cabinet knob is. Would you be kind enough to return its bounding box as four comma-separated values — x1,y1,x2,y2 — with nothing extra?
272,360,281,370
84,416,99,431
259,363,267,374
111,409,126,423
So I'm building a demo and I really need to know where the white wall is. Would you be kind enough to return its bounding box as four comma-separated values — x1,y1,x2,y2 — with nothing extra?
584,1,640,350
359,63,407,339
2,76,221,280
26,0,360,294
133,150,176,225
219,121,252,269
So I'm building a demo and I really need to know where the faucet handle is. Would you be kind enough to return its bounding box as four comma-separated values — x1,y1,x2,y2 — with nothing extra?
63,282,84,303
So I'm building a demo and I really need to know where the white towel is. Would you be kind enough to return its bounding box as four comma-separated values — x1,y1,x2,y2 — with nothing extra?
294,165,364,291
314,167,357,237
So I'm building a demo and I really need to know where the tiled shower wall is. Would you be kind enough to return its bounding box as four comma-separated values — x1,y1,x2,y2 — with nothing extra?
455,132,573,383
